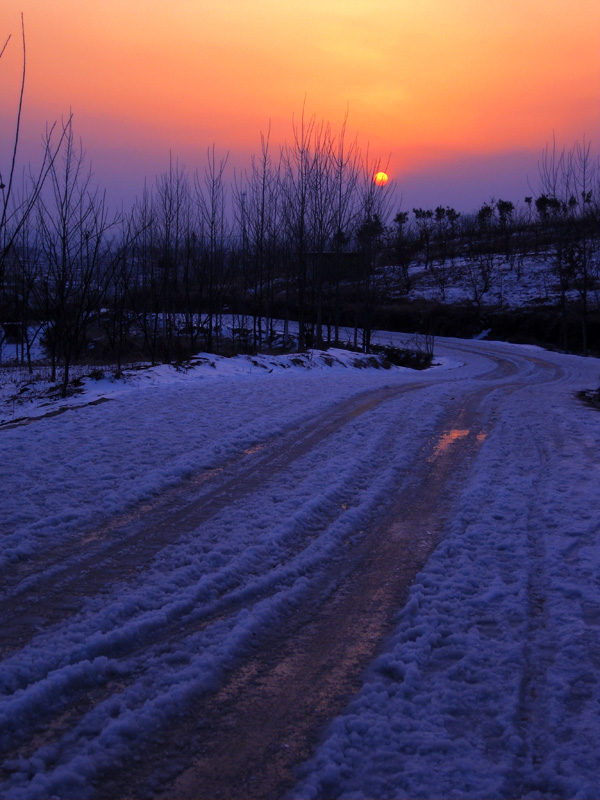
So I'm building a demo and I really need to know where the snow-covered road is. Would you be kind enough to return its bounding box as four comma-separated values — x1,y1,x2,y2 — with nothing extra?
1,336,599,799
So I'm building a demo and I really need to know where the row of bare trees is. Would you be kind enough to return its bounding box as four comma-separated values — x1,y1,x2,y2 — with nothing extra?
534,139,599,353
387,145,600,355
2,116,600,393
2,22,600,394
2,105,399,391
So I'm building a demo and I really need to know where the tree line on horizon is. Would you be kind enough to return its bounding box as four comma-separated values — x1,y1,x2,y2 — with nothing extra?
1,26,599,395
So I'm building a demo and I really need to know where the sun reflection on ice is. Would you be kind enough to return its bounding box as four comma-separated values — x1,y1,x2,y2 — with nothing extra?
430,429,470,460
428,428,488,462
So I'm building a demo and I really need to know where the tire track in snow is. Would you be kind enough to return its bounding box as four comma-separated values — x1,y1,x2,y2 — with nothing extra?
1,379,438,783
0,399,411,763
501,427,557,798
98,357,537,799
0,383,426,657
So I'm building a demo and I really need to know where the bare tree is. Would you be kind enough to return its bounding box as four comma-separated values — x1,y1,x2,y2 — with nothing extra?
130,183,162,363
233,125,282,351
153,155,191,359
100,211,142,374
194,146,230,352
33,119,119,395
307,120,337,346
328,116,361,343
389,210,413,296
412,208,434,270
537,137,599,353
1,194,45,370
280,105,317,350
564,139,597,355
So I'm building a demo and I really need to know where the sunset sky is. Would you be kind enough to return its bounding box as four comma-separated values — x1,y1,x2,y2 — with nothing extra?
2,0,599,212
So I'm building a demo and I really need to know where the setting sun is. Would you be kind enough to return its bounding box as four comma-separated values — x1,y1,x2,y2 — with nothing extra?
374,171,389,186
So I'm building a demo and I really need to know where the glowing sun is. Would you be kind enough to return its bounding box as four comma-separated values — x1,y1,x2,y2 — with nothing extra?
374,171,389,186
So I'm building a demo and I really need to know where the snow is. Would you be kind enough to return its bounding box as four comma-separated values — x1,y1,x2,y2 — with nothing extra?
406,251,594,308
293,342,600,799
1,334,600,798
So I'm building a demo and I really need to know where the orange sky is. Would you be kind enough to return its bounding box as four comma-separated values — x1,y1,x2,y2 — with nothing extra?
2,0,599,210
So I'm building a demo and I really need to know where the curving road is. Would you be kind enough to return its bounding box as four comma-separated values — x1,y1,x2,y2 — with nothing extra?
1,336,598,799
